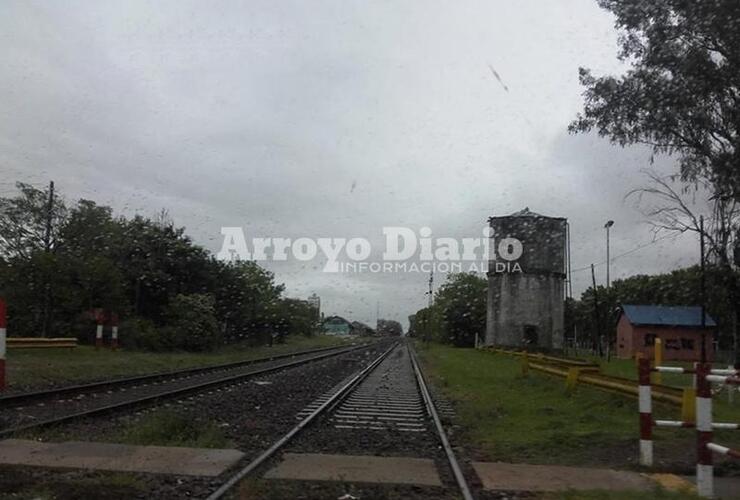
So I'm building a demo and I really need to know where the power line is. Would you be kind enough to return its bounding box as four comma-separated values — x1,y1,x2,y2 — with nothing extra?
570,232,678,274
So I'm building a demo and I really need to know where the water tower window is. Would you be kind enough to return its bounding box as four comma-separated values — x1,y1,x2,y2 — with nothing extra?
523,325,538,345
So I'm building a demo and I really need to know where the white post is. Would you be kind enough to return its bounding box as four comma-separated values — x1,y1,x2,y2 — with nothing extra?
95,324,103,350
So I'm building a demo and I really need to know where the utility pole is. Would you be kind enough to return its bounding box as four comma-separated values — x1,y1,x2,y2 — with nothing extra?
700,215,707,364
376,300,380,333
591,264,602,357
41,181,54,338
44,181,54,251
424,270,433,343
428,269,434,308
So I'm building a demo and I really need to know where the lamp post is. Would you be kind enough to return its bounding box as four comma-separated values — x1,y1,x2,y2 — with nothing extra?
604,220,614,361
605,220,614,289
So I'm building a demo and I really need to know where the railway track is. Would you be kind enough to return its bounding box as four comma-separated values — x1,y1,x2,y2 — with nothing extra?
205,341,474,500
0,341,377,438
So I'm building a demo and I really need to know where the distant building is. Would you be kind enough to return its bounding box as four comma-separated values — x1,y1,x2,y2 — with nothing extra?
351,321,375,336
485,208,567,350
323,315,353,336
616,305,716,361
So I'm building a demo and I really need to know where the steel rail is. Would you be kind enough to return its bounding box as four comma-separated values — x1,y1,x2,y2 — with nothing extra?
0,341,381,439
0,342,364,406
409,345,475,500
205,342,399,500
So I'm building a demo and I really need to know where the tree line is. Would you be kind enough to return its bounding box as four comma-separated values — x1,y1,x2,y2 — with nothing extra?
409,265,738,357
567,264,739,357
0,183,318,351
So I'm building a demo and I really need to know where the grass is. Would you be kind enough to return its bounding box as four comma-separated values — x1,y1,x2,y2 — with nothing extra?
543,489,699,500
583,354,740,423
415,343,740,469
5,334,357,390
416,343,638,466
117,410,230,448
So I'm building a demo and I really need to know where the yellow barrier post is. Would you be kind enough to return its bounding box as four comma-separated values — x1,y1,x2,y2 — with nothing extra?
566,367,580,391
653,338,663,385
681,387,696,424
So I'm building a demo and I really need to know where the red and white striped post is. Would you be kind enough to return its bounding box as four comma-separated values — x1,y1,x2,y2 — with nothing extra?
110,313,119,350
0,298,6,391
696,362,713,498
95,315,104,350
638,357,653,466
708,443,740,459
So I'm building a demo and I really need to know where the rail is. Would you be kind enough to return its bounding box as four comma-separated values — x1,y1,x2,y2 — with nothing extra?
206,342,399,500
410,345,475,500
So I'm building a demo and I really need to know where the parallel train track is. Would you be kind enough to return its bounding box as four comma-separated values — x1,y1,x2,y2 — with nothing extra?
0,341,375,438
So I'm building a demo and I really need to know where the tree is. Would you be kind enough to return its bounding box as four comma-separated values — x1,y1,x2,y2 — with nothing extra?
0,182,67,259
163,293,220,351
627,170,740,358
0,183,67,336
212,260,284,343
570,1,740,199
433,272,487,347
409,272,487,347
269,298,318,342
377,319,403,337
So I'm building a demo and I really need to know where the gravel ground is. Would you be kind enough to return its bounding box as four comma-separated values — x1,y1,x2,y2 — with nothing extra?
0,341,392,500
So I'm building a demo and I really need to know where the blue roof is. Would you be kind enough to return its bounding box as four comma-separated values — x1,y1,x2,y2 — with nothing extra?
620,304,716,328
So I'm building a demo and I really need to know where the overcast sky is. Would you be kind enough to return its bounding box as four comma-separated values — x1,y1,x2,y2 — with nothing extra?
1,1,708,328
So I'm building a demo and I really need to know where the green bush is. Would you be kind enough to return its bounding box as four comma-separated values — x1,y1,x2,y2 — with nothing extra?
164,293,221,351
119,317,164,351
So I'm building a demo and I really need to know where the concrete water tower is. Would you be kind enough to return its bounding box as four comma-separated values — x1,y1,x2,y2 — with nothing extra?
485,208,567,350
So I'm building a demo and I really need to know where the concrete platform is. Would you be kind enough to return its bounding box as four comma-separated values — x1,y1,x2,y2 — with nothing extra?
0,439,243,476
265,453,442,486
681,475,740,500
473,462,655,492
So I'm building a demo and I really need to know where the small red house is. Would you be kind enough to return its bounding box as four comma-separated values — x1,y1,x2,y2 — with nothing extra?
616,305,715,361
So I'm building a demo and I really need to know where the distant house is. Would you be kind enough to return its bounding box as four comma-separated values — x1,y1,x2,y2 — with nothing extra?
616,305,716,361
323,315,353,336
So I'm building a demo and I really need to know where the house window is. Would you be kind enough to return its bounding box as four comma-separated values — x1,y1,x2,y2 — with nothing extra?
665,338,680,350
644,333,656,347
681,338,695,350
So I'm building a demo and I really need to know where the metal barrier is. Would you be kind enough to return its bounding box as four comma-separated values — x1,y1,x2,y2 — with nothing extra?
637,359,739,497
486,347,684,405
7,338,78,349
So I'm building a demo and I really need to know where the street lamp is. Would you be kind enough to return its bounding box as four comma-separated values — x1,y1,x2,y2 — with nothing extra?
604,220,614,289
604,220,614,361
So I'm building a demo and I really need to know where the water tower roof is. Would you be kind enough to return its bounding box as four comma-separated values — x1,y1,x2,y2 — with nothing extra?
509,207,542,217
488,208,566,222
